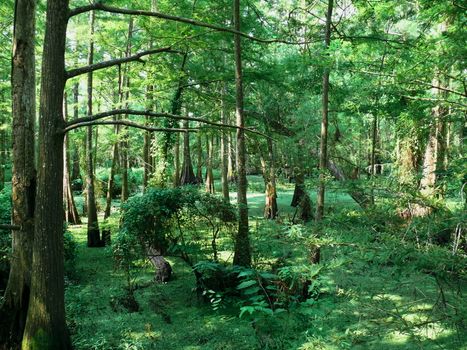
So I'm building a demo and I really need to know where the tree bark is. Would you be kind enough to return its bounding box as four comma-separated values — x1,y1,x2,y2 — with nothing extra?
205,134,215,193
179,119,197,185
264,138,278,219
173,132,181,186
316,0,333,221
121,17,134,202
232,0,251,267
70,82,81,183
63,93,81,225
86,10,101,247
220,84,230,202
0,1,36,347
196,130,203,183
22,0,71,347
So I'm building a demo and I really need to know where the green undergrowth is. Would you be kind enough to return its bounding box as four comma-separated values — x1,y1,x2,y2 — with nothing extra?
65,183,466,350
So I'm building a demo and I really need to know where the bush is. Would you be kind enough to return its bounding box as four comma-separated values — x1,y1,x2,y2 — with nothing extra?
64,225,78,282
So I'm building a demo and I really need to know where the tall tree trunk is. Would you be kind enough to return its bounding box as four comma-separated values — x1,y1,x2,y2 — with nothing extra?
205,134,215,193
70,82,81,183
232,0,251,267
86,10,101,247
104,66,123,219
22,0,71,347
179,119,197,185
63,93,81,225
0,0,36,347
220,85,230,202
121,18,134,202
316,0,333,221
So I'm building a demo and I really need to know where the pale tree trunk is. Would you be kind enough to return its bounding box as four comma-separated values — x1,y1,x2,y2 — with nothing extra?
179,119,197,185
316,0,333,221
205,134,215,193
0,0,36,347
63,93,81,225
86,10,101,247
22,0,71,347
143,85,154,190
232,0,251,267
0,100,5,191
220,84,230,202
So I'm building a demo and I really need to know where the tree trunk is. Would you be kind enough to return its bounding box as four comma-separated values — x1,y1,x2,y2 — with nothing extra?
0,1,36,347
121,18,134,202
103,123,119,221
70,82,81,183
196,130,203,183
63,93,81,225
205,134,215,193
22,0,71,347
173,132,181,186
86,10,101,247
220,85,230,202
316,0,333,221
232,0,251,267
227,130,236,182
179,119,197,185
291,170,312,222
264,138,278,219
0,103,5,191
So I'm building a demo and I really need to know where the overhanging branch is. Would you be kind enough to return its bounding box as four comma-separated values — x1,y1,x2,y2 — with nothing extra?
68,3,309,45
66,47,177,79
64,109,269,137
64,120,196,133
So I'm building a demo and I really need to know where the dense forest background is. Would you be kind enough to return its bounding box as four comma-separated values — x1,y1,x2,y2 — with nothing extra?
0,0,465,349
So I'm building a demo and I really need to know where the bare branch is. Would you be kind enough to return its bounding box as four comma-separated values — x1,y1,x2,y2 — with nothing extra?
64,109,269,137
68,2,309,45
64,120,196,133
66,47,178,79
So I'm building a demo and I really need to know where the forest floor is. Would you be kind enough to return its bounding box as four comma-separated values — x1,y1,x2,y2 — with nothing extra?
66,177,466,350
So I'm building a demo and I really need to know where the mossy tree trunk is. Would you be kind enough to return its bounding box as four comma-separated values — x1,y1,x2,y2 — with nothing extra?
232,0,251,267
220,85,230,202
205,134,215,193
22,0,71,347
315,0,333,221
0,0,36,347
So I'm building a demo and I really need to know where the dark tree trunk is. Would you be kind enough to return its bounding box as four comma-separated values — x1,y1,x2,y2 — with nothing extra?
316,0,333,221
22,0,71,347
0,102,5,191
196,131,203,183
205,134,215,193
291,171,312,222
143,114,152,190
70,82,81,183
220,85,230,202
0,1,36,347
179,119,197,185
86,10,101,247
264,138,278,219
173,132,181,186
232,0,251,267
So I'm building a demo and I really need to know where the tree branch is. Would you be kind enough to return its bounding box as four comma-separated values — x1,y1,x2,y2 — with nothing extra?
63,109,269,137
68,2,308,45
64,120,196,133
66,47,177,79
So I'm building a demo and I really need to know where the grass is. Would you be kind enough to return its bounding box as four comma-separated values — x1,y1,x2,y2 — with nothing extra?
66,176,466,349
